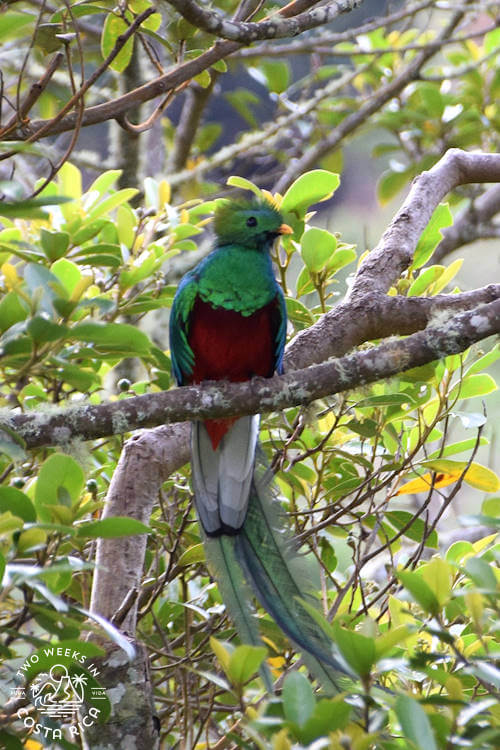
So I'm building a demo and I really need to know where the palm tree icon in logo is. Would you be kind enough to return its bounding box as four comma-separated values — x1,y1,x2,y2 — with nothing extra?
32,664,88,718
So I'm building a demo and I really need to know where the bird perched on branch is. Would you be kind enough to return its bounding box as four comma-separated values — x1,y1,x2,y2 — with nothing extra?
170,198,352,692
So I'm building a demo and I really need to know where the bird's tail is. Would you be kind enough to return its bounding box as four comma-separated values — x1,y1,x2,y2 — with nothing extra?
235,457,355,693
204,531,273,690
204,448,355,694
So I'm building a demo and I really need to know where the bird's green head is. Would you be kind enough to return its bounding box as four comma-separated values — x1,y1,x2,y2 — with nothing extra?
213,198,292,251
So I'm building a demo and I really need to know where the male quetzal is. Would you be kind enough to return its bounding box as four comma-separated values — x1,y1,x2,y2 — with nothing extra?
170,199,353,692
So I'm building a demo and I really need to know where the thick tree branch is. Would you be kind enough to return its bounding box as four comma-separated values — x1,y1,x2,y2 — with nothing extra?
350,150,500,299
287,149,500,369
89,423,190,630
234,2,440,59
4,297,499,450
165,0,363,42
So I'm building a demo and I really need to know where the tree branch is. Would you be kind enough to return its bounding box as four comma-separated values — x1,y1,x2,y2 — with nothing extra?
287,149,500,369
4,7,156,145
4,296,499,450
89,423,190,630
273,1,473,193
434,183,500,261
349,150,500,299
164,0,363,43
5,0,361,141
234,1,435,59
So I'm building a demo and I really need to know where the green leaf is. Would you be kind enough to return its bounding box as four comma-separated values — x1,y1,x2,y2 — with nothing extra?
88,189,139,220
293,697,351,745
177,543,206,566
227,645,267,685
295,265,314,297
301,227,337,272
87,170,122,197
357,393,415,408
0,511,23,535
34,23,64,53
482,496,500,517
385,511,438,548
282,672,316,727
34,454,85,521
40,228,70,260
464,557,497,592
70,321,151,354
377,168,410,205
27,316,68,343
226,175,262,197
0,486,36,522
0,291,28,332
332,623,376,677
260,61,290,93
394,695,438,750
446,540,474,563
101,13,134,73
194,69,211,88
407,265,444,297
51,258,82,296
57,363,99,391
58,161,82,200
210,637,233,673
374,625,412,658
465,344,500,376
412,203,453,268
420,558,452,607
76,517,151,538
16,527,47,555
326,246,356,275
285,297,315,329
449,373,497,401
0,196,70,220
397,570,440,615
281,170,340,216
0,12,33,42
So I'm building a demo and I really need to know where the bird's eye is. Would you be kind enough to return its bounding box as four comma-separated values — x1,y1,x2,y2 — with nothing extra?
246,216,257,227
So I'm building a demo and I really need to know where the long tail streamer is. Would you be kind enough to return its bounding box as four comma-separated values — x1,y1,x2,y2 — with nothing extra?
204,452,355,694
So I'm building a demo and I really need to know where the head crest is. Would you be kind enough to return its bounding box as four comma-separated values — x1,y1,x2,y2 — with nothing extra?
213,198,283,241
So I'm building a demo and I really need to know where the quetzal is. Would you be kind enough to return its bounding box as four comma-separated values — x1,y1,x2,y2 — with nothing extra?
170,198,353,692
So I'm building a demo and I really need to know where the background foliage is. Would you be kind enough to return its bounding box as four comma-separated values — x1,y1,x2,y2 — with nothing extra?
0,1,499,749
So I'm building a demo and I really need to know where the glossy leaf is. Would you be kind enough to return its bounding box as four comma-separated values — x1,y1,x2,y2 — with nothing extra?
396,570,440,615
227,644,267,685
395,695,438,750
281,170,340,215
76,517,151,538
282,672,315,727
412,203,453,268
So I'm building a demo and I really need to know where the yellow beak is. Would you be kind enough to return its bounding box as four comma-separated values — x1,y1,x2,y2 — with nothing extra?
279,223,293,235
